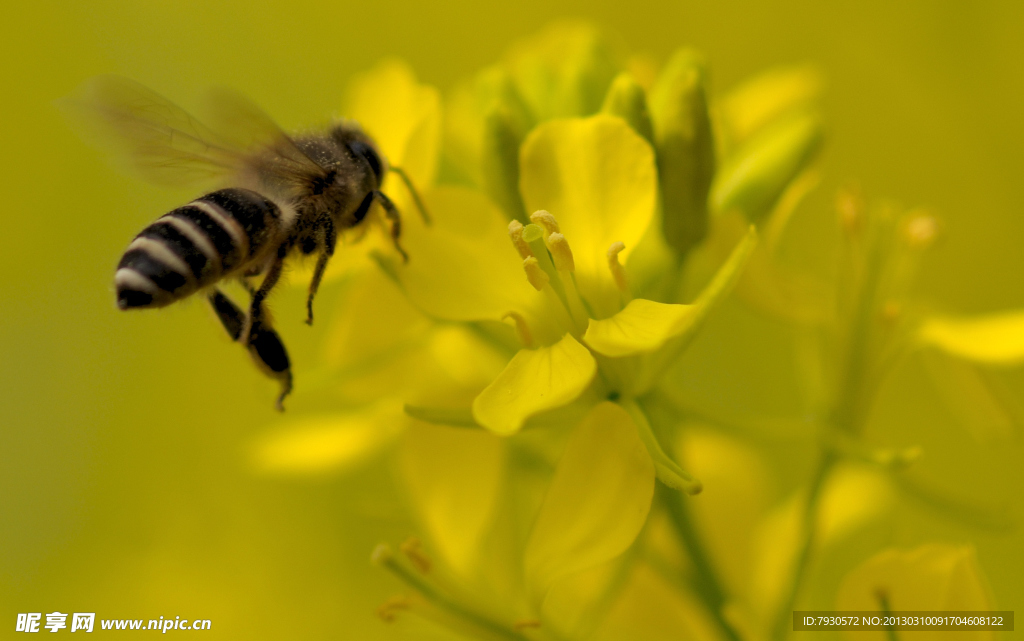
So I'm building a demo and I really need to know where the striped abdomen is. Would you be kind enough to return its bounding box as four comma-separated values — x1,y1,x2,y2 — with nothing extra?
115,188,282,309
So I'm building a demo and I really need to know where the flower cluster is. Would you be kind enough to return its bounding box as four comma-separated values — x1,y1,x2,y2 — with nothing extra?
254,23,1012,641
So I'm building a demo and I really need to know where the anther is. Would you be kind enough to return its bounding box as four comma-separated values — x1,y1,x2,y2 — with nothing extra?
881,301,901,325
371,543,394,565
529,210,561,234
523,257,549,291
503,311,534,347
836,187,864,236
507,220,532,259
400,537,432,573
607,242,629,293
547,232,575,272
377,596,413,623
904,213,938,248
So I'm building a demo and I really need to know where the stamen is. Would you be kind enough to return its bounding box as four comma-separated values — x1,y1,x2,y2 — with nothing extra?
372,541,531,640
529,210,561,234
400,537,432,573
547,232,575,272
521,224,559,281
503,311,535,347
837,186,864,236
607,242,630,293
371,543,394,564
523,257,549,291
522,223,588,330
507,220,532,259
377,596,413,623
904,212,938,248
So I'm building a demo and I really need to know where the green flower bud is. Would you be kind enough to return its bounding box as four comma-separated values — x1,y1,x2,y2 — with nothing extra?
649,49,716,256
601,72,654,146
505,23,620,120
557,29,620,117
709,110,823,224
481,106,529,222
477,71,533,223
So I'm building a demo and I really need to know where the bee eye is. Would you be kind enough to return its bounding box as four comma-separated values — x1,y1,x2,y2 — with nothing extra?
348,140,382,184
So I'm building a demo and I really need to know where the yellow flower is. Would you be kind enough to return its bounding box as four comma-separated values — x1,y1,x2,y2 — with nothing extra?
396,111,757,495
255,24,935,641
836,544,996,641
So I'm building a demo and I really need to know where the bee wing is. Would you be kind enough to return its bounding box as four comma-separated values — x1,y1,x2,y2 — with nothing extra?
200,86,327,192
62,76,324,190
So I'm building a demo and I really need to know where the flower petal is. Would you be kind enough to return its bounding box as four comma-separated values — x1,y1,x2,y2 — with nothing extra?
836,544,995,613
583,299,698,357
920,351,1020,443
719,65,823,149
585,226,758,359
250,405,402,474
520,114,657,315
472,334,596,436
503,22,620,120
345,59,441,188
675,429,773,597
399,423,504,578
397,186,538,322
524,402,655,607
710,110,823,224
919,311,1024,365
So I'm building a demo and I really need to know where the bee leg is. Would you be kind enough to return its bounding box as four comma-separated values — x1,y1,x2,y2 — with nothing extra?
242,249,286,344
247,323,293,412
208,288,292,411
305,215,337,326
208,288,245,341
375,191,409,263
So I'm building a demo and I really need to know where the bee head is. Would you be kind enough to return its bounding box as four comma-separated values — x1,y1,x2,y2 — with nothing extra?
330,123,387,188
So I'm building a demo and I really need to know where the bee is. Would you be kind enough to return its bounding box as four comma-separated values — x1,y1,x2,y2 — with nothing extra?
63,76,427,411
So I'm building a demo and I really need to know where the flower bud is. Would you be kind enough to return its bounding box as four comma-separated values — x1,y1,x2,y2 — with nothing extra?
601,72,654,145
509,23,619,119
558,27,620,118
481,105,530,223
649,49,716,256
710,110,823,224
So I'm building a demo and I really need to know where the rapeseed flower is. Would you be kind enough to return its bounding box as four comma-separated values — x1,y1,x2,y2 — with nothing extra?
254,23,1007,641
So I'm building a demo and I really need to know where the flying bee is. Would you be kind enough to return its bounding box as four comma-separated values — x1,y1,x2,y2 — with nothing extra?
63,76,428,411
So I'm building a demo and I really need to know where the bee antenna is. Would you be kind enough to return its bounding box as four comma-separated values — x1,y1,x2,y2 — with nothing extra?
389,166,432,226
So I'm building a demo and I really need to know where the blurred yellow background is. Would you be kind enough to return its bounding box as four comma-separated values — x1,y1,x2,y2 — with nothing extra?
1,1,1021,639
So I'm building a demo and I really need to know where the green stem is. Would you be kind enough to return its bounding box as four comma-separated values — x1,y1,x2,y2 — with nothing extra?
876,590,900,641
630,399,739,641
374,545,531,641
771,450,837,641
621,399,702,494
657,484,741,641
833,215,893,434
